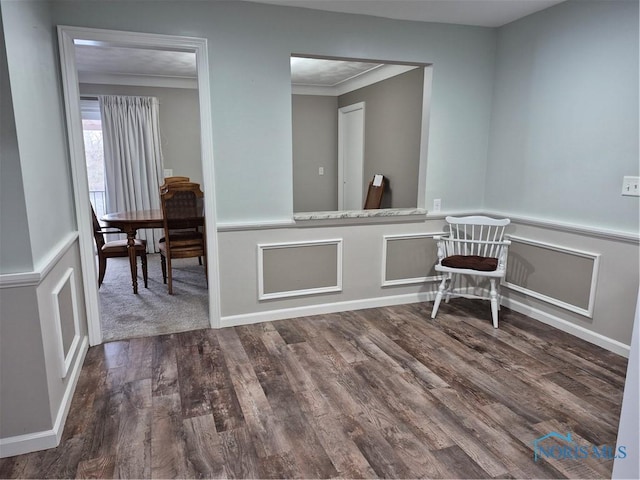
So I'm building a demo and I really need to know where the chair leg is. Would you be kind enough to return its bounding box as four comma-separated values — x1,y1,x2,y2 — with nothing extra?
167,257,173,295
444,273,453,303
431,276,448,319
98,256,107,287
141,253,148,289
490,279,499,328
160,254,167,284
198,256,202,266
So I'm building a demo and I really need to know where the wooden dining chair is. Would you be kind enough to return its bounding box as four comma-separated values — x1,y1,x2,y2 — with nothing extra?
91,205,148,288
158,182,206,294
160,176,190,189
159,179,203,265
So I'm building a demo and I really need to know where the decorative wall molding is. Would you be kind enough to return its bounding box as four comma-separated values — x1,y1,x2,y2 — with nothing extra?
0,337,88,458
488,211,640,244
257,239,343,300
0,232,79,288
502,296,630,357
425,210,639,243
503,235,600,318
51,268,82,379
381,232,443,287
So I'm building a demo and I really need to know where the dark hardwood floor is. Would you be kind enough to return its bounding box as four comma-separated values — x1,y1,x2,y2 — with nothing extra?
0,299,628,479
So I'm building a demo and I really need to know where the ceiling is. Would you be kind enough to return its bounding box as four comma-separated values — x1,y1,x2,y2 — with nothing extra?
248,0,566,27
75,45,196,78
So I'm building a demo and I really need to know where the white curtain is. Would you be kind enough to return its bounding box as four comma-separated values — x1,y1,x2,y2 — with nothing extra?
99,95,164,253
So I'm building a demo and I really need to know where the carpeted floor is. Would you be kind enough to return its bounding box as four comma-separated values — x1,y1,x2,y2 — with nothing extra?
98,253,210,342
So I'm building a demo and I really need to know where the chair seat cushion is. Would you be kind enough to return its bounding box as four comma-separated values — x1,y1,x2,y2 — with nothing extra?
441,255,498,271
102,238,146,254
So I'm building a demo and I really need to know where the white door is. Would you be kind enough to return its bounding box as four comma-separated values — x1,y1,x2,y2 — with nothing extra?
338,102,365,210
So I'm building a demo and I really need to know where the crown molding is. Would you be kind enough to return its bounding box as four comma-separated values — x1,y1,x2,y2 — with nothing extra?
292,64,419,96
78,72,198,90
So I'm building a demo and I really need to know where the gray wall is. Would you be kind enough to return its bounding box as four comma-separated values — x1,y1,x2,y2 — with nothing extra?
486,0,639,235
0,286,51,436
292,95,338,212
2,0,76,265
0,14,33,274
79,83,203,186
339,68,424,209
50,0,497,224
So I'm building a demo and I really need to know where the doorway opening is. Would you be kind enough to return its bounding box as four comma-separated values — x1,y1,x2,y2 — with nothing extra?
58,26,221,345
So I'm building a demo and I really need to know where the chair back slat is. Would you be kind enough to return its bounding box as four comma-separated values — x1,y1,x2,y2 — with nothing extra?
444,216,509,259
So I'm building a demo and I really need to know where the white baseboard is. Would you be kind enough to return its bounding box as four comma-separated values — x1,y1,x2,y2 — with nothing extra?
502,297,630,358
0,336,88,458
221,291,437,328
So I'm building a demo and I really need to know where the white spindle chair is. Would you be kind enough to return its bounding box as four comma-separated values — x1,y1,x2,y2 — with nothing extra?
431,216,511,328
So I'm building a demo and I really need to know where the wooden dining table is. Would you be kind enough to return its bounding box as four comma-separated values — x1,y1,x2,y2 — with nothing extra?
101,209,164,294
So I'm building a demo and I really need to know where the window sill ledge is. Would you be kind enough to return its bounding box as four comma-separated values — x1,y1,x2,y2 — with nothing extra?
293,208,428,227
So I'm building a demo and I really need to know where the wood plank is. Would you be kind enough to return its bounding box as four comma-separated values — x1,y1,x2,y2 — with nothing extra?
219,427,261,479
182,414,227,478
151,393,193,478
114,379,152,479
434,445,492,479
76,455,116,479
152,334,179,397
210,386,245,433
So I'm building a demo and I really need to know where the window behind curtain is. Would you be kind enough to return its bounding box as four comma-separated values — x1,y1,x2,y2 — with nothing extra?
80,99,106,218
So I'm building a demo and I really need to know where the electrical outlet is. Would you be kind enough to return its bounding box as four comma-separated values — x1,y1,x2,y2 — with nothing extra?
622,176,640,197
318,167,324,176
433,198,441,212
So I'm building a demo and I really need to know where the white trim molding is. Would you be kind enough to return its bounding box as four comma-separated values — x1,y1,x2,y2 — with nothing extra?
0,233,79,288
51,268,82,379
502,297,630,358
223,291,436,328
257,239,343,300
78,71,197,89
503,235,600,318
490,210,640,244
381,232,443,287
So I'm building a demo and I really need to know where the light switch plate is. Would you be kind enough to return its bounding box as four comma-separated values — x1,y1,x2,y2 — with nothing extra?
163,168,174,178
622,176,640,197
433,198,441,212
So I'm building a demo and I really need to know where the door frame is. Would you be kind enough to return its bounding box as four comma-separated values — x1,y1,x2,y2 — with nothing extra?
337,101,366,210
57,26,222,345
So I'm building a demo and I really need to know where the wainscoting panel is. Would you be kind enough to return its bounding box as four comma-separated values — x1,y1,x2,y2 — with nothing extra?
504,236,600,317
382,233,441,286
51,268,81,379
258,239,343,300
